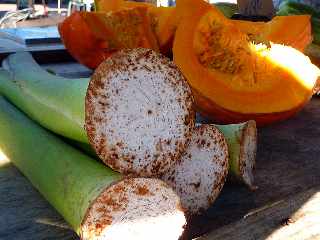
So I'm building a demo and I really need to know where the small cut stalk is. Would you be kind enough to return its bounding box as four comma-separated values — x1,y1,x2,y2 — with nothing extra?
214,121,258,190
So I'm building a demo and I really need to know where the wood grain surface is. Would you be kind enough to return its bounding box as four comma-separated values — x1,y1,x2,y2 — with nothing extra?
197,188,320,240
0,84,319,239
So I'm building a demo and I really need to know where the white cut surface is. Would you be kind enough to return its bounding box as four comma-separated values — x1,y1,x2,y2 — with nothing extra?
163,125,229,215
85,48,194,177
81,178,186,240
239,120,257,189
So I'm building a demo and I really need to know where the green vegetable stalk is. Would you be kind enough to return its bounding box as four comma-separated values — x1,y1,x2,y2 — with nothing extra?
1,53,89,143
0,95,186,239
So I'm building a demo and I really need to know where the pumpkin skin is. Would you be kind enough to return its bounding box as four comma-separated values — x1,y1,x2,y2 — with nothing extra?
59,8,159,69
233,15,313,52
173,0,319,125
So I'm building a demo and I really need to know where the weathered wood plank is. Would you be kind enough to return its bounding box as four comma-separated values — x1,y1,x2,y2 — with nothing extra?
196,187,320,240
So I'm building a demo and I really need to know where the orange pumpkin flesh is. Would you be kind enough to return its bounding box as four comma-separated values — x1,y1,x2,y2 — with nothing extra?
121,1,155,9
59,8,159,69
95,0,155,12
94,0,123,12
174,0,319,125
233,15,312,52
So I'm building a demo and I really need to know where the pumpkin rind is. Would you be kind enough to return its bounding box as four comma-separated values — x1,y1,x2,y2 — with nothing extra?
173,0,319,125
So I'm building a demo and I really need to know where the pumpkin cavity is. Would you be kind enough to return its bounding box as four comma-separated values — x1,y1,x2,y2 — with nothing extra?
194,13,248,75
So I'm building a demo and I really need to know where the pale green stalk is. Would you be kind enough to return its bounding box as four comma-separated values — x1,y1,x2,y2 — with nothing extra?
0,95,121,234
1,53,89,143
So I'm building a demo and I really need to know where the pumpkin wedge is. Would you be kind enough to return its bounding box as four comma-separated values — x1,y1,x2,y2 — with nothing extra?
233,15,313,52
59,8,159,69
173,0,320,125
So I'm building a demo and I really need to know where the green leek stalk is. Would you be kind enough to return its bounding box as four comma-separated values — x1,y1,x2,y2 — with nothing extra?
0,96,186,239
0,52,257,187
1,53,88,143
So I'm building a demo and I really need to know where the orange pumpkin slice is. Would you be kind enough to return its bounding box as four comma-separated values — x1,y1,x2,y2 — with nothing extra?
173,0,319,125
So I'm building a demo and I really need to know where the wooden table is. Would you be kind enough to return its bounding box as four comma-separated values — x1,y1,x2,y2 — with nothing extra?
0,64,319,240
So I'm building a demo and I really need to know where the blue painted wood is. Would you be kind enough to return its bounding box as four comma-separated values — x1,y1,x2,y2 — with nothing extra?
0,26,61,45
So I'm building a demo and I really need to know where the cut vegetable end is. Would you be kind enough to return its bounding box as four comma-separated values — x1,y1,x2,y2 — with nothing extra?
239,120,258,190
85,48,194,177
81,178,186,240
162,125,229,215
212,120,257,189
